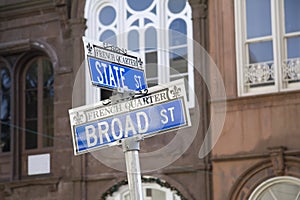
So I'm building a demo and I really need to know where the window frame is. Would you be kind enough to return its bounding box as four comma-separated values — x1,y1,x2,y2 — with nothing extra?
249,176,300,200
84,0,194,107
235,0,300,96
20,56,54,177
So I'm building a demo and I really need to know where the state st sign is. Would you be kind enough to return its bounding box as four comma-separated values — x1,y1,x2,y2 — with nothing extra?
69,79,191,155
83,37,147,91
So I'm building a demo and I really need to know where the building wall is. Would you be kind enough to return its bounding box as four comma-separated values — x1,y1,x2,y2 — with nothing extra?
0,0,212,200
208,0,300,199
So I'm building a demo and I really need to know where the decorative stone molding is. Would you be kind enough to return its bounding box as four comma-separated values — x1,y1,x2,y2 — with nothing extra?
268,146,286,176
228,147,300,200
189,1,208,19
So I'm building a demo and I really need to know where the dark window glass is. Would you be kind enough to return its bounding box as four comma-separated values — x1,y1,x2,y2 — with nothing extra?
0,67,11,152
145,52,158,78
42,60,54,147
24,58,54,150
25,61,38,149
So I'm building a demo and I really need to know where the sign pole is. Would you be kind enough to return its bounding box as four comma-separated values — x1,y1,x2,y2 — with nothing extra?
122,137,144,200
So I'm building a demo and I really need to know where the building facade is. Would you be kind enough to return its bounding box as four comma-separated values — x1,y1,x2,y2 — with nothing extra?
209,0,300,199
0,0,211,200
1,0,299,200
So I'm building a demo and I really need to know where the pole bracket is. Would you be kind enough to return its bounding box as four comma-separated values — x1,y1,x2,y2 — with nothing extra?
122,136,143,152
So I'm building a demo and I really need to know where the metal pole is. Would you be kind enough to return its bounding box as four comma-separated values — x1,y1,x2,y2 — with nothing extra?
122,138,144,200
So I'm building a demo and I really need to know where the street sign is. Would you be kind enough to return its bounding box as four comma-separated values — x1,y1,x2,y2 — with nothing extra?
82,37,147,91
69,78,191,155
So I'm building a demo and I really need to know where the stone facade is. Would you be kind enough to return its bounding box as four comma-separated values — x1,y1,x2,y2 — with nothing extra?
208,0,300,199
0,0,211,199
2,0,298,200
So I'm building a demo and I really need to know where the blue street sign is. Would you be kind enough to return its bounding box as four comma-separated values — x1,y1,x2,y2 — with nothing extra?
87,56,147,91
69,79,191,155
83,37,147,91
74,99,186,154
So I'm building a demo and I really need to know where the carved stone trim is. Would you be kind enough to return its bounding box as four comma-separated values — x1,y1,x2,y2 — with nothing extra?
268,146,286,176
0,177,60,196
190,3,207,19
0,39,31,55
228,148,300,200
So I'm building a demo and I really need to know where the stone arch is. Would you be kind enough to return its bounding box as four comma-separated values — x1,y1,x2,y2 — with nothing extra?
229,151,300,200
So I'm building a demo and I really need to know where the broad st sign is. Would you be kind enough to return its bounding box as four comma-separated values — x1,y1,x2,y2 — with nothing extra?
83,37,147,91
69,79,191,155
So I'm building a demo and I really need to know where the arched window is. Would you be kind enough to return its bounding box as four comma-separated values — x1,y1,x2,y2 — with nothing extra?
21,56,54,176
0,63,11,153
249,176,300,200
85,0,194,107
104,178,183,200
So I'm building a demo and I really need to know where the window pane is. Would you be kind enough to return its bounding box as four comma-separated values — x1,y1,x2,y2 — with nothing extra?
26,63,38,119
168,0,186,14
272,183,300,199
170,47,188,75
26,61,37,89
169,19,187,46
100,30,117,46
287,36,300,59
284,0,300,33
246,0,272,39
145,51,158,78
43,60,54,147
248,41,273,63
147,79,158,87
128,30,139,51
25,120,37,149
0,67,10,152
99,6,116,26
145,27,157,51
127,0,154,11
25,90,37,119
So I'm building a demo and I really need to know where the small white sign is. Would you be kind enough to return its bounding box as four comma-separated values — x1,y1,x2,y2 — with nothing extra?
28,153,50,175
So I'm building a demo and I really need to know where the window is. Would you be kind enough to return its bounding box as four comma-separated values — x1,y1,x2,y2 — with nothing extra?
249,176,300,200
0,63,11,153
21,56,54,176
235,0,300,96
105,182,182,200
85,0,194,107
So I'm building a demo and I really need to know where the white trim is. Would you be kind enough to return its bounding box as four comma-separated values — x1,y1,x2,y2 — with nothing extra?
249,176,300,200
84,0,194,107
235,0,300,96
